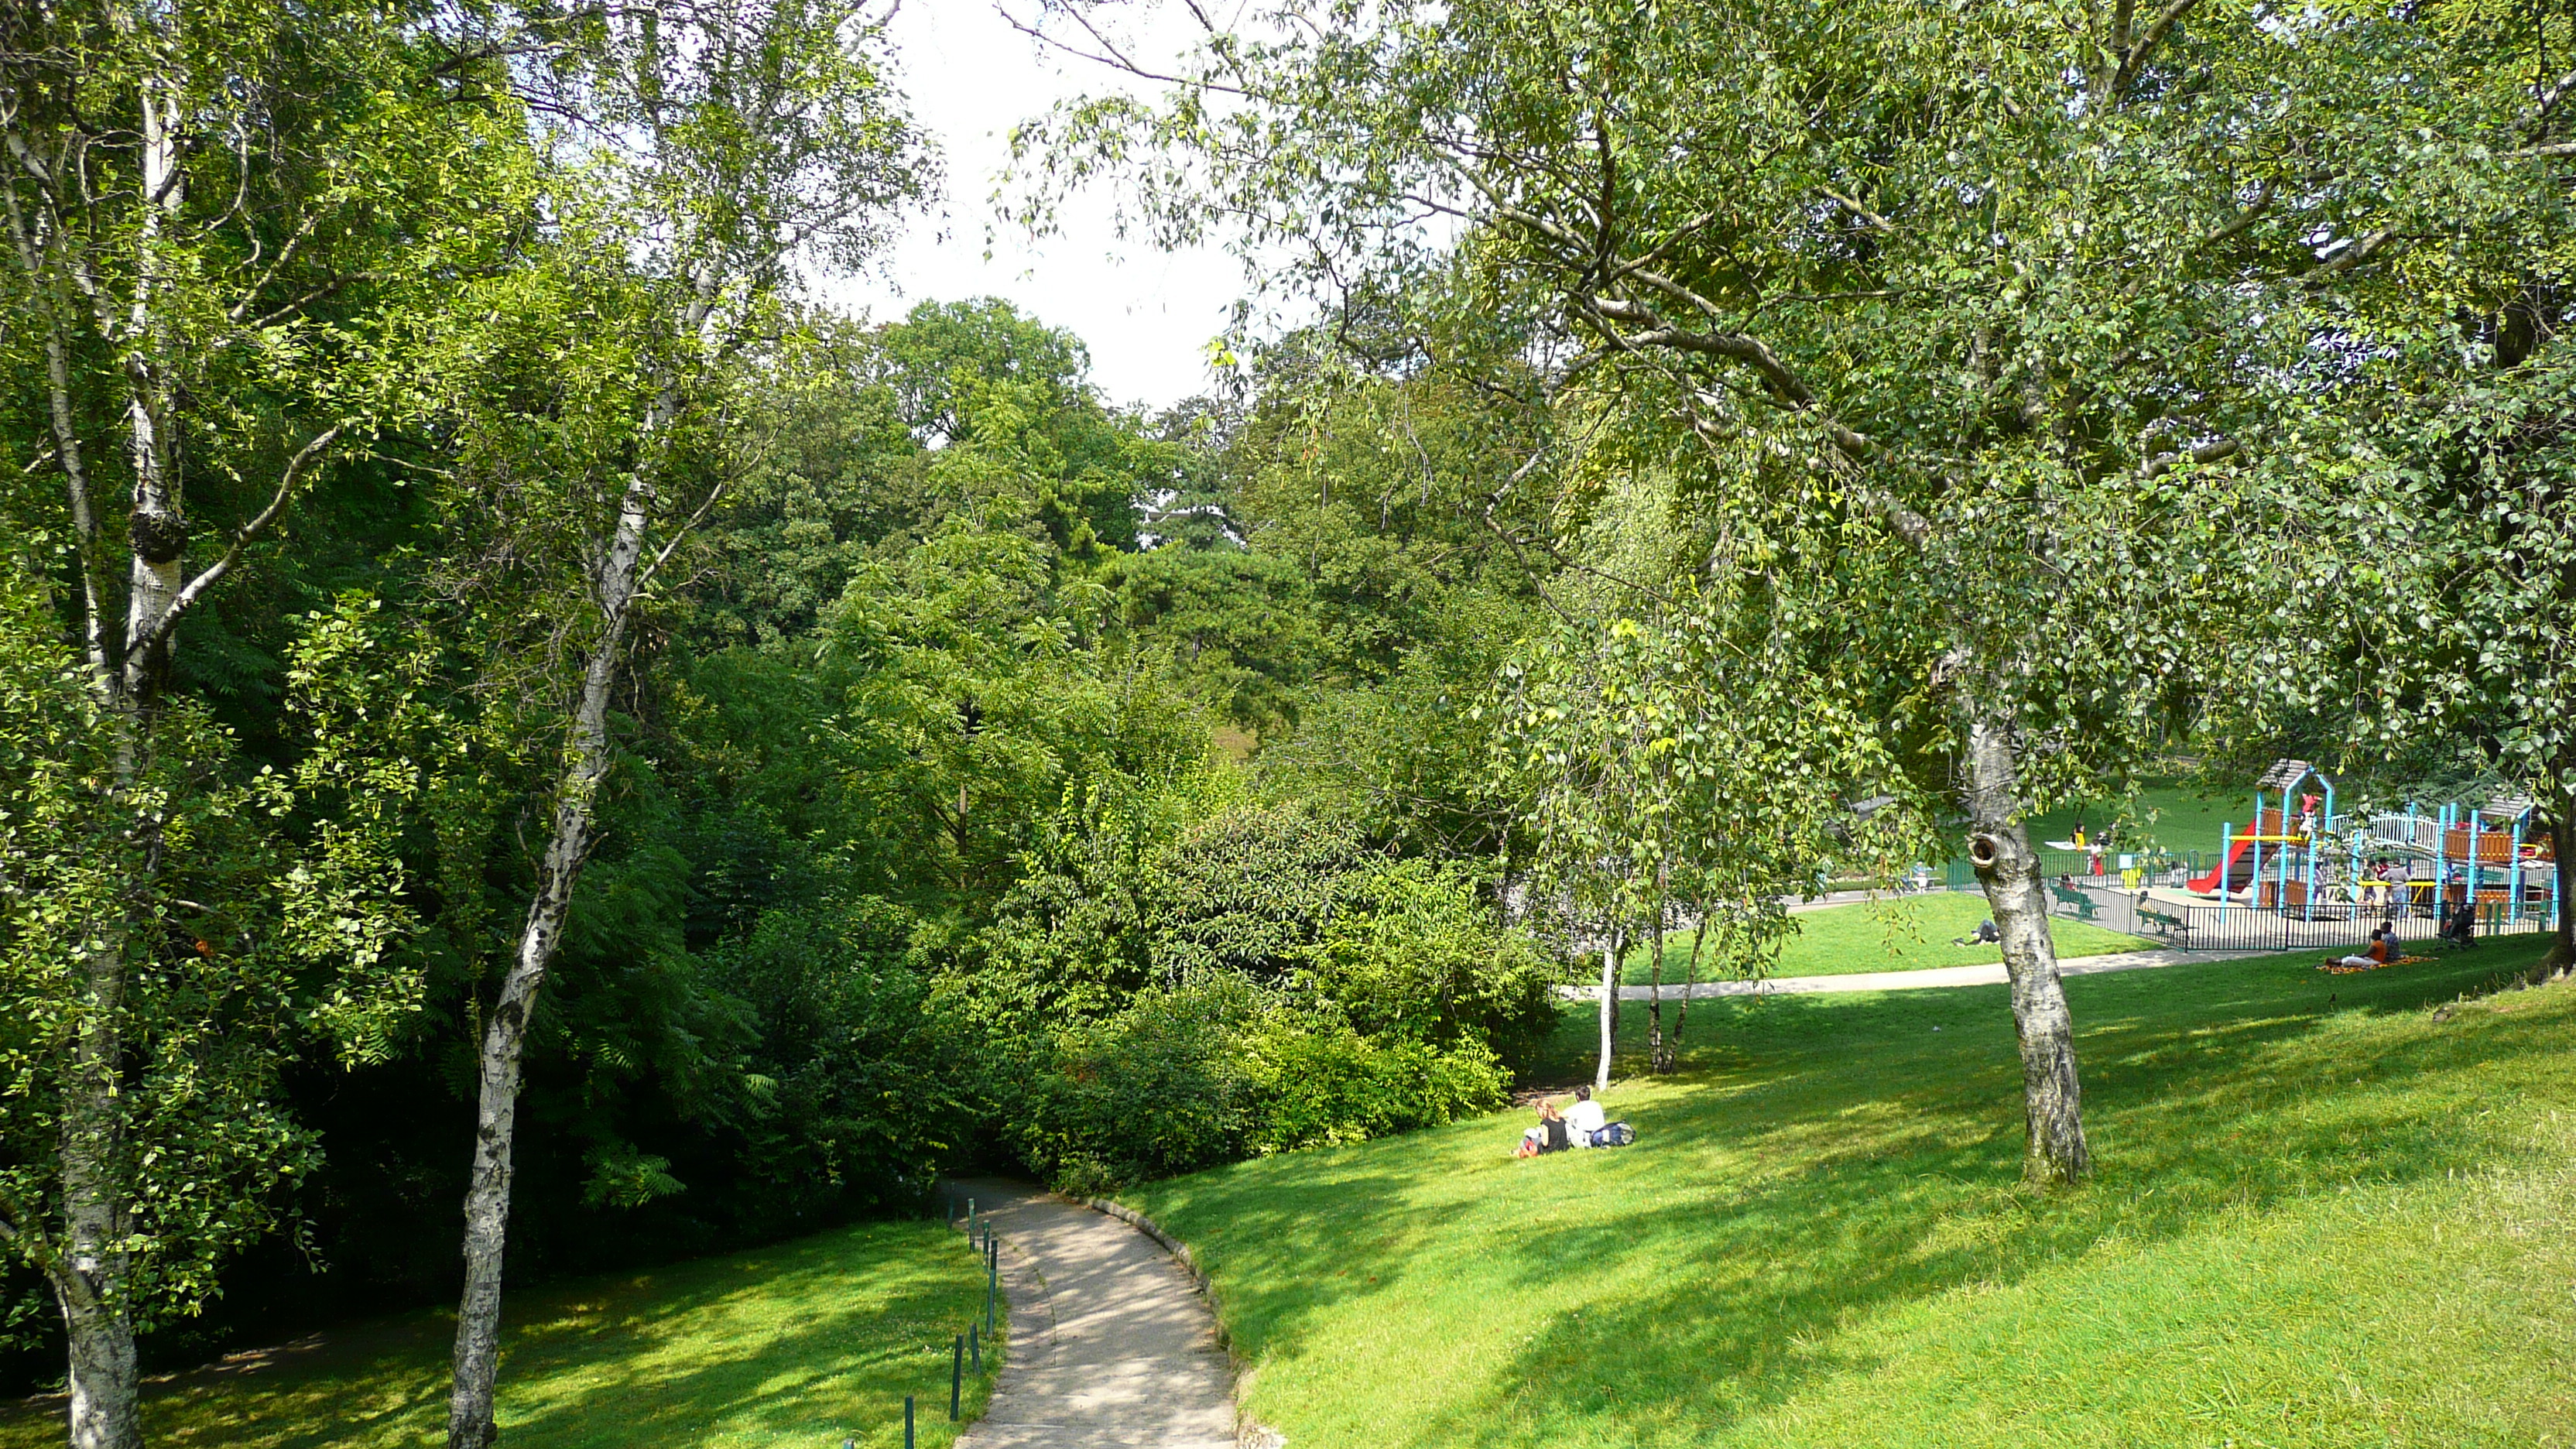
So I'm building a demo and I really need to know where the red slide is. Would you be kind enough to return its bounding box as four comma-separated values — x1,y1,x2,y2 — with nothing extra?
2188,838,2256,896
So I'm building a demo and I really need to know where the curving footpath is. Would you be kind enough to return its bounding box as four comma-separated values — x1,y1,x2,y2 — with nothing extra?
947,1178,1238,1449
1567,944,2303,1002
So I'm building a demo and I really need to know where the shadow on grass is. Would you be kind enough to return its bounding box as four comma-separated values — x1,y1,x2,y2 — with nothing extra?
1136,941,2565,1447
1,1220,992,1449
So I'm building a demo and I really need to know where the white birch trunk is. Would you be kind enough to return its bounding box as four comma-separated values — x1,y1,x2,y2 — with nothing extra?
1962,715,2091,1184
57,928,139,1449
118,64,186,705
1595,927,1621,1095
444,469,658,1449
50,52,188,1449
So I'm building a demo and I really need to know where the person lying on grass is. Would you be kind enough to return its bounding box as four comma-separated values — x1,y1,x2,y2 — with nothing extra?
1950,917,2001,947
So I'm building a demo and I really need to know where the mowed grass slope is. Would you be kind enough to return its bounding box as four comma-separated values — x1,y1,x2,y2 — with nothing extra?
0,1219,996,1449
1127,939,2576,1448
1625,893,2153,984
2025,776,2242,854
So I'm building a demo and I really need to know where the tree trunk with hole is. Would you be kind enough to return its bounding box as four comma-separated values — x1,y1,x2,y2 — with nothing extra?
445,476,655,1449
1962,715,2091,1185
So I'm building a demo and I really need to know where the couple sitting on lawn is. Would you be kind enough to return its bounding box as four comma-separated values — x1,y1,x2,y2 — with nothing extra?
2330,923,2404,969
1516,1085,1633,1156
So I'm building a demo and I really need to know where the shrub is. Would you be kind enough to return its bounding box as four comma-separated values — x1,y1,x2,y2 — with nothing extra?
1013,977,1259,1188
1238,1017,1508,1154
1144,805,1365,981
1297,858,1563,1066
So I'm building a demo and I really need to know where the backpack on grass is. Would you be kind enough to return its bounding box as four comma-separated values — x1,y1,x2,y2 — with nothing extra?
1591,1122,1636,1148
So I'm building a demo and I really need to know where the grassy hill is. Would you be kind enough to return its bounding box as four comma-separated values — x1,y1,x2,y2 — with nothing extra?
2024,776,2243,855
1125,937,2576,1447
0,1219,997,1449
1624,894,2155,984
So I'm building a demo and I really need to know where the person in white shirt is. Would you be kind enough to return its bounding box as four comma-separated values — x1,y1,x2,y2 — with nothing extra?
1564,1086,1607,1146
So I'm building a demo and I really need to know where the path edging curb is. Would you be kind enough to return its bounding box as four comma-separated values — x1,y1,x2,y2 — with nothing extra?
1076,1195,1284,1449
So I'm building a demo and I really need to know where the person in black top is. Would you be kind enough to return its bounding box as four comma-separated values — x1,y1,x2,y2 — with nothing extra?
1517,1102,1571,1157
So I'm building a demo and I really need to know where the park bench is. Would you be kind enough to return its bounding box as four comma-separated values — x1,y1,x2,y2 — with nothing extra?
2136,904,2193,950
2048,881,2101,922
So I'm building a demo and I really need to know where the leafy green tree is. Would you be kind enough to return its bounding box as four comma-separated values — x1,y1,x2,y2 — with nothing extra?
422,7,931,1444
2314,346,2576,978
0,4,519,1437
1026,0,2520,1183
1493,468,1898,1085
1101,547,1319,735
2303,10,2576,979
1143,805,1362,981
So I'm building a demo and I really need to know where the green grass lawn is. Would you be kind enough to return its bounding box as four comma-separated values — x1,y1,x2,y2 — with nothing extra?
1128,937,2576,1447
1625,893,2156,983
2025,776,2243,855
0,1218,999,1449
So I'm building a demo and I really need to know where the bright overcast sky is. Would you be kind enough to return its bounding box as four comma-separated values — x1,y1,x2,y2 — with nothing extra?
826,2,1256,413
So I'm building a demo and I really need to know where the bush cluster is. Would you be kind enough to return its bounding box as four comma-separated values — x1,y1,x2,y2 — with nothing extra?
954,807,1559,1192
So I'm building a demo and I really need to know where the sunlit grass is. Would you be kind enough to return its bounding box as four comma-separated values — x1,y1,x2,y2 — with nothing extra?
1624,892,2155,984
1132,937,2576,1447
0,1219,999,1449
2026,777,2241,855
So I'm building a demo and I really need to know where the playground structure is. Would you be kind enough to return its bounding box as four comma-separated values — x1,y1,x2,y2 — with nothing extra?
2185,759,2561,930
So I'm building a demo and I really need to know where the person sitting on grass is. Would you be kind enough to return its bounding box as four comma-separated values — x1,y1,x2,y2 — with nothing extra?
2330,923,2397,970
2441,898,2478,949
1951,917,2002,947
1564,1085,1608,1147
1517,1101,1569,1158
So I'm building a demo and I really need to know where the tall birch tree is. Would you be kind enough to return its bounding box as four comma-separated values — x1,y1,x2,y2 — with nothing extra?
0,5,516,1444
431,8,928,1446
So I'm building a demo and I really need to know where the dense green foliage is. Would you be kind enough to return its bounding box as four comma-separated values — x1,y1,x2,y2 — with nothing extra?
5,0,2575,1434
0,257,1573,1389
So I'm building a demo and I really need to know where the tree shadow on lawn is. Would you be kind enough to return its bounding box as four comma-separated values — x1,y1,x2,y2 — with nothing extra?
488,1263,986,1449
24,1222,987,1449
1152,951,2569,1447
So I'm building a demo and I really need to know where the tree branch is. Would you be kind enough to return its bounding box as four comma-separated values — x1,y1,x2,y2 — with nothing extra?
2110,0,2202,97
128,423,347,667
2296,224,2400,287
2139,434,2242,480
1818,184,1894,235
2193,176,2273,252
1584,295,1882,466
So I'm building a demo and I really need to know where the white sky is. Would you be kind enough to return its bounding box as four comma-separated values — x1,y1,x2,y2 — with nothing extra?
827,2,1256,413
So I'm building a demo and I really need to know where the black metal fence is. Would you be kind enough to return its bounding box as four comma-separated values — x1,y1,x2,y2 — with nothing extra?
2043,881,2557,956
1930,851,2217,892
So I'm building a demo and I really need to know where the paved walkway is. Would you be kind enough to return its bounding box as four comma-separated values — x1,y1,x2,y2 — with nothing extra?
1568,944,2300,1001
948,1179,1237,1449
